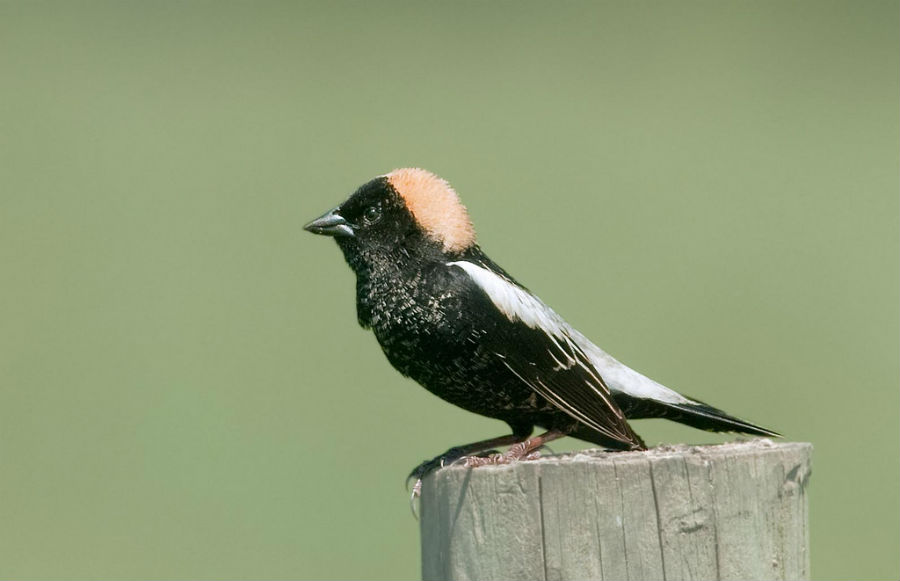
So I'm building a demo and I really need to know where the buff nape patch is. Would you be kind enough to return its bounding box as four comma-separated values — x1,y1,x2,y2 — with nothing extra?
386,168,476,253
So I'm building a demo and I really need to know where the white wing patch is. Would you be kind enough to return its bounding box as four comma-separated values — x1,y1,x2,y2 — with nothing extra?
448,260,692,405
566,328,689,404
447,260,569,339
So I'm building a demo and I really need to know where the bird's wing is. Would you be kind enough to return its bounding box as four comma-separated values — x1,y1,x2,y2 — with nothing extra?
448,260,640,447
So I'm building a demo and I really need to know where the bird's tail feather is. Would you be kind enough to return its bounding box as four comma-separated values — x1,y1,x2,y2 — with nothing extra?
665,399,780,437
617,394,780,438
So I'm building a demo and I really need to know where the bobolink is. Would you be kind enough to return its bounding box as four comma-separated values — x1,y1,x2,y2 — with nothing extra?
305,168,777,493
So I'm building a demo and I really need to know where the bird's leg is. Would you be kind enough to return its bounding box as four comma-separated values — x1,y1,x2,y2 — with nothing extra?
464,428,566,467
407,433,528,516
407,432,531,489
407,429,534,514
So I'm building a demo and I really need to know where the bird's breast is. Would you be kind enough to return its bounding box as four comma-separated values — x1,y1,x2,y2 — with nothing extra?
352,265,553,419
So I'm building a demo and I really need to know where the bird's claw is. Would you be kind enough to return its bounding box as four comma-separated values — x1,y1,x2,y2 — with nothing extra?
406,446,538,517
409,478,424,519
406,457,444,492
406,446,499,490
405,454,452,519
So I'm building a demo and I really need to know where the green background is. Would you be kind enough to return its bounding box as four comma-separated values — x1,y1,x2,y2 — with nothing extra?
1,1,897,579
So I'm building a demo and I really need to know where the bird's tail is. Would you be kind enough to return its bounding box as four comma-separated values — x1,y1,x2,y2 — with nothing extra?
618,395,780,437
665,398,780,437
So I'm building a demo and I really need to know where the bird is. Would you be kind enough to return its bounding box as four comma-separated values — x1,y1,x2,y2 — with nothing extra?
304,168,778,495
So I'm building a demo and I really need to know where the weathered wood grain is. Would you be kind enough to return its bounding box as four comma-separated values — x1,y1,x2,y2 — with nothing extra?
420,440,811,581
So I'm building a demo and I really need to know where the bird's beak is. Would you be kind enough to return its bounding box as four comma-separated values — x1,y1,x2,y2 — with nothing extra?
303,208,355,238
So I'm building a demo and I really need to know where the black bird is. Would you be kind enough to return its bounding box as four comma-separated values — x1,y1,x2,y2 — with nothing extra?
305,168,778,493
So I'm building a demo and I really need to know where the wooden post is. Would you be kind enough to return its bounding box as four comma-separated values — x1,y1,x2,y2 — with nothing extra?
419,439,811,581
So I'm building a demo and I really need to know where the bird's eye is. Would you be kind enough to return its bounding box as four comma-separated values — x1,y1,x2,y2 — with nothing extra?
363,204,382,225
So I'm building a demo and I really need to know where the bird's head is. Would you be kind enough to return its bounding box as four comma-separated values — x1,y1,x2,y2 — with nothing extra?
304,168,476,271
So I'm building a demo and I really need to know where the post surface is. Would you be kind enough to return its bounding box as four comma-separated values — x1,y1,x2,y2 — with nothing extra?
419,440,811,581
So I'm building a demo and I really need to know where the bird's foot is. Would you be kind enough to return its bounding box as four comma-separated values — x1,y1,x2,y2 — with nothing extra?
406,432,558,517
406,447,499,516
406,447,497,491
463,440,542,467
